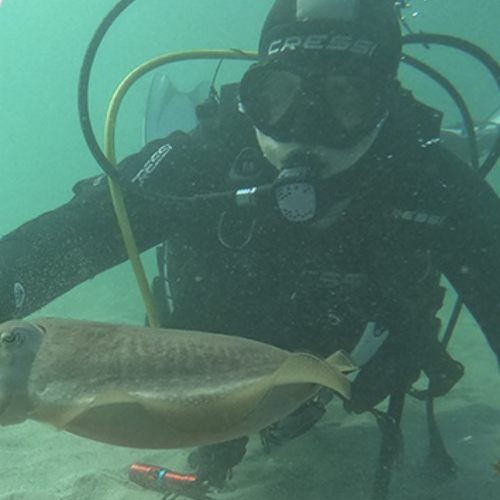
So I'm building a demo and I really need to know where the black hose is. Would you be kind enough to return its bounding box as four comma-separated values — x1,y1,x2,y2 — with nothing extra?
401,53,480,170
403,33,500,176
78,0,136,187
78,0,237,208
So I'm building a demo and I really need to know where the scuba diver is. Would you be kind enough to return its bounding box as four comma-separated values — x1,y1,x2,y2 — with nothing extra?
1,0,500,497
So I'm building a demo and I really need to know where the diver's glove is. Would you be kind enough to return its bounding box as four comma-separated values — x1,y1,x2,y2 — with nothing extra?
187,436,249,489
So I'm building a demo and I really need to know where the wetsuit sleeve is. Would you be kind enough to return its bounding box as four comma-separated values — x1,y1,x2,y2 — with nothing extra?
0,131,205,322
434,149,500,362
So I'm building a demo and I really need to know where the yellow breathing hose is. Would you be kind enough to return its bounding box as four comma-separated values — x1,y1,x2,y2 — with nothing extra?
104,49,258,327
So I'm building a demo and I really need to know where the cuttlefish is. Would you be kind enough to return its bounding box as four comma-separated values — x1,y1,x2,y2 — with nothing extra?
0,317,354,449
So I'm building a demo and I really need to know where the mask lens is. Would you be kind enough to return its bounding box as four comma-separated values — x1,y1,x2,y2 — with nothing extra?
324,74,379,133
240,66,301,128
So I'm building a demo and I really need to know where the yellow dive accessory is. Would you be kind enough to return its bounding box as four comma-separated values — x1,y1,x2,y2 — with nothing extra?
104,50,258,327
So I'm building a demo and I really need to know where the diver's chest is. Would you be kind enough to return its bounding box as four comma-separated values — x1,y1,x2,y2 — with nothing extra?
239,223,430,304
205,219,376,296
180,207,432,299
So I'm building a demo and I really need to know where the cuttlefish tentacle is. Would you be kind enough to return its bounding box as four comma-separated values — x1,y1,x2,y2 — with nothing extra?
0,317,354,449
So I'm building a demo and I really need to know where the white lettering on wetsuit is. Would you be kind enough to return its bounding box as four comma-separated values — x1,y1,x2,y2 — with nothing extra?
302,270,363,289
132,143,173,187
386,208,446,226
268,35,377,57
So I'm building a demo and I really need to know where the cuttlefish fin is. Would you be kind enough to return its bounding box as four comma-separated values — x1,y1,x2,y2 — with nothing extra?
43,390,140,429
272,351,352,399
139,379,273,431
325,350,357,373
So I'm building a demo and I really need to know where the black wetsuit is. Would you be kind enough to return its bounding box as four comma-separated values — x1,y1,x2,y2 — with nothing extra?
1,83,500,411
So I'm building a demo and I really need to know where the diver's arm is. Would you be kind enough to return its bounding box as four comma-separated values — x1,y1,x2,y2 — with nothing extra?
0,131,203,321
435,150,500,363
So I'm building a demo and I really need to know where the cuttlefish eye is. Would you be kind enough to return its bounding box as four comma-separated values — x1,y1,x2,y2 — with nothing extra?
0,329,22,345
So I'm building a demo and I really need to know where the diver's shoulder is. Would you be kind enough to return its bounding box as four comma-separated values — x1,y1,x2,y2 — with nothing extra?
188,82,266,179
380,82,443,153
193,82,254,141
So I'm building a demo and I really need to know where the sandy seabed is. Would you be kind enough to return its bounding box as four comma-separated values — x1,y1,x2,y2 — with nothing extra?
1,274,499,500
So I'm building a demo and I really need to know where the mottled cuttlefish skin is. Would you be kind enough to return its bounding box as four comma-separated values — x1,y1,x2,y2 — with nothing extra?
0,317,353,449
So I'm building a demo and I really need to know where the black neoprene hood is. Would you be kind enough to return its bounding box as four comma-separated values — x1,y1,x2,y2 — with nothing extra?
258,0,403,80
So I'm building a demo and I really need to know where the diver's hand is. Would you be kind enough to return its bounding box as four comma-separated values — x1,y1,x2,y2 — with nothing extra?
187,437,249,489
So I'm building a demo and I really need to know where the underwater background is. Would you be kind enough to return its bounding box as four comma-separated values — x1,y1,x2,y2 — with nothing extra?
0,0,499,499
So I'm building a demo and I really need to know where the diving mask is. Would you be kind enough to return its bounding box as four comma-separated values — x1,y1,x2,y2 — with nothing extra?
239,61,388,150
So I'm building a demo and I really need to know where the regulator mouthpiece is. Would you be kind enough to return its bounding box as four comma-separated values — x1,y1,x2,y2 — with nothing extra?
275,163,317,222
